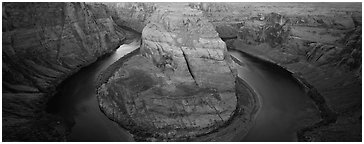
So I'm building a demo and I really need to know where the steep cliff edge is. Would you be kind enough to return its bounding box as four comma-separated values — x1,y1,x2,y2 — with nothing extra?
192,2,362,141
96,3,259,141
2,2,126,141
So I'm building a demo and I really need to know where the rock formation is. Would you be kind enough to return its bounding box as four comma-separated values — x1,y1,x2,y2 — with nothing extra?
197,2,361,142
2,2,126,141
6,2,358,142
96,3,257,141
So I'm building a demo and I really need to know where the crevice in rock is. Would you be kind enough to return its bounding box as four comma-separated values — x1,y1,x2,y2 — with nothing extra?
204,99,224,122
181,49,198,86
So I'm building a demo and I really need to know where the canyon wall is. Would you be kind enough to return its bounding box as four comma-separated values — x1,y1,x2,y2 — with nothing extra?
192,2,362,142
191,2,361,74
2,2,126,141
3,2,360,142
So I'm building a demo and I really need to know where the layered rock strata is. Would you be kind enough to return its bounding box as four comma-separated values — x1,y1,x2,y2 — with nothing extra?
2,2,126,141
197,2,361,141
97,3,257,141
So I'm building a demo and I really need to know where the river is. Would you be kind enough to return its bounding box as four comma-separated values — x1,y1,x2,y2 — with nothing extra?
46,39,317,141
229,50,317,142
46,39,140,141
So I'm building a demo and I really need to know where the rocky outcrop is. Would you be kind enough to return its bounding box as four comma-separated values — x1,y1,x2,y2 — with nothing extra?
2,2,126,141
96,3,258,141
141,3,236,91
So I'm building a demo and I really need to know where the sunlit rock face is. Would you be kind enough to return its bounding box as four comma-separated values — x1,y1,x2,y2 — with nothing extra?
141,4,237,90
97,3,240,141
2,2,125,141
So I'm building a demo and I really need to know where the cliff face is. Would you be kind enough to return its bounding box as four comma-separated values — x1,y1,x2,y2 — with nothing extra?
196,2,362,142
2,2,125,141
194,2,361,74
96,3,258,141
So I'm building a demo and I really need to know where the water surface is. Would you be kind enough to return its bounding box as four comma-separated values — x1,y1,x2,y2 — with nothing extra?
47,39,140,141
229,50,317,142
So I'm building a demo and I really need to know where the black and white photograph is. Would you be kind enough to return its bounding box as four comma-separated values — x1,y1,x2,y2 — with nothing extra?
1,1,362,142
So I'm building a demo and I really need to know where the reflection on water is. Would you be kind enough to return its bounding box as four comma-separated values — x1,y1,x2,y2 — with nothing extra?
47,38,140,142
229,50,316,142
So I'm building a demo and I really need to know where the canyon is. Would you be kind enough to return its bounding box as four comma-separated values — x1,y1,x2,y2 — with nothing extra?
2,2,362,142
96,3,258,141
3,3,126,141
195,2,361,141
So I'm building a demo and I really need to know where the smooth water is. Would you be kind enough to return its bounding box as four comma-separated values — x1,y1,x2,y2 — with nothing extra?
229,50,316,142
47,39,140,141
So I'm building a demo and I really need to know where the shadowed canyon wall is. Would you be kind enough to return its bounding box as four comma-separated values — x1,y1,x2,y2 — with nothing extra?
2,2,130,141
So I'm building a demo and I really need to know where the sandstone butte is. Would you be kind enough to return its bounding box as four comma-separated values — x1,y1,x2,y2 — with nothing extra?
96,3,258,141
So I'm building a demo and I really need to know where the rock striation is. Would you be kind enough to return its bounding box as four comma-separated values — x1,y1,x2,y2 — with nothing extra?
199,2,361,142
96,3,257,141
2,2,126,141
